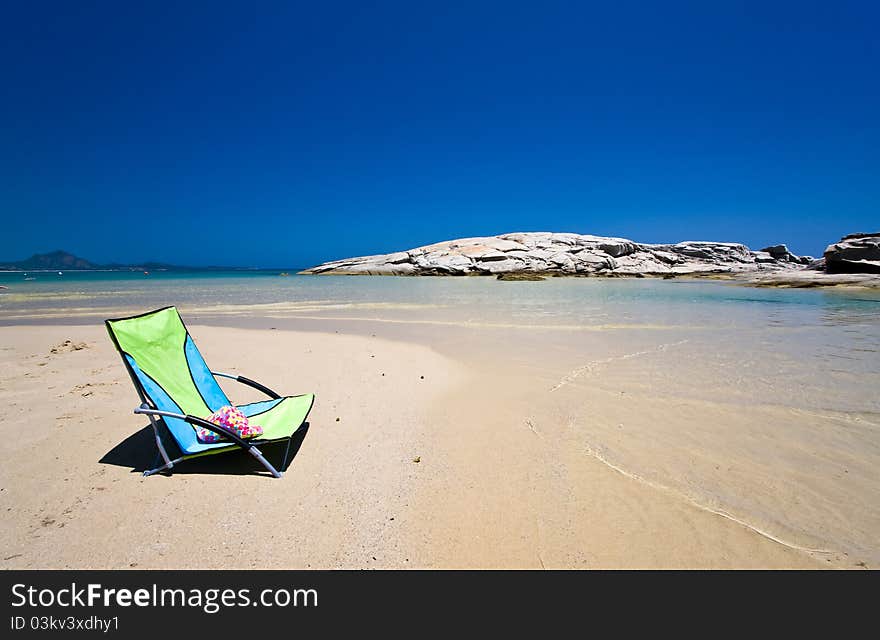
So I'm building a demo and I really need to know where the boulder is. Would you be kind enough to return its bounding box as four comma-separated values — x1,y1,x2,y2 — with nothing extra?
823,233,880,274
759,244,811,265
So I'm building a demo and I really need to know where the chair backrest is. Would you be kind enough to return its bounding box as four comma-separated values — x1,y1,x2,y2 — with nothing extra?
106,306,230,451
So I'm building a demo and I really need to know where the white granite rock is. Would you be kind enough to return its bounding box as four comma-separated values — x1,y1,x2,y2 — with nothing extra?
300,232,812,277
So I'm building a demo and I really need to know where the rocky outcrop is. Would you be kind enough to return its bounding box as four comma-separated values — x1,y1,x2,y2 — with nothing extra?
496,272,546,281
300,232,812,277
823,233,880,274
759,244,812,265
744,271,880,289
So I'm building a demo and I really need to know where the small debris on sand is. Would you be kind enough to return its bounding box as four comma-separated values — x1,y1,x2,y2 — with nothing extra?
50,340,89,354
412,456,421,463
70,382,107,396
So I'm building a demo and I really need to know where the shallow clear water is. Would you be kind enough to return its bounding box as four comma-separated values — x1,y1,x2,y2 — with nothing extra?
2,270,879,325
3,271,879,413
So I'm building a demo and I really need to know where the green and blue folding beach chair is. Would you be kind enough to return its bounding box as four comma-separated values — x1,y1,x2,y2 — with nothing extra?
106,306,314,478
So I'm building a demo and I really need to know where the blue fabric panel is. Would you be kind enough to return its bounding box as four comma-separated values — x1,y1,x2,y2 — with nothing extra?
237,398,282,418
126,354,229,455
184,334,230,412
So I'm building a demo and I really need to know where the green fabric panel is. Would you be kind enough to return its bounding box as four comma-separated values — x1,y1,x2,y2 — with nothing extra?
108,307,211,417
250,394,315,440
181,394,315,461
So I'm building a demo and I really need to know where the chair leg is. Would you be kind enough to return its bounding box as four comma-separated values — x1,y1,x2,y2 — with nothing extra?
143,452,185,476
143,464,168,477
248,447,282,478
280,435,294,473
143,416,180,477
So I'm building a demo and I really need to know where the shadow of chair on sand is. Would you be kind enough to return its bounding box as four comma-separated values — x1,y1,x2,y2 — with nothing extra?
100,422,310,477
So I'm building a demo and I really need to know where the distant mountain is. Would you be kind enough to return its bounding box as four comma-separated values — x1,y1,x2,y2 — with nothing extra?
0,250,98,271
0,250,268,272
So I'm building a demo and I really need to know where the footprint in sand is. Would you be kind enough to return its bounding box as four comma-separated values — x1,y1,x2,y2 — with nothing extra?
68,382,116,397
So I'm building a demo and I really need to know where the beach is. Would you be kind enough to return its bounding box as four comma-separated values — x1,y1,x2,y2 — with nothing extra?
1,274,877,569
0,323,823,569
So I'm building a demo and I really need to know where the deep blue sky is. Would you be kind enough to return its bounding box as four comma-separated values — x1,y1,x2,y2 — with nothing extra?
2,1,877,267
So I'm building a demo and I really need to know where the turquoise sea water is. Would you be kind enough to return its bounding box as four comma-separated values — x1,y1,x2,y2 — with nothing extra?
2,269,879,326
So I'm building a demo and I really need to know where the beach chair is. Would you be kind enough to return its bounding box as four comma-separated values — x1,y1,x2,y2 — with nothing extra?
105,306,314,478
